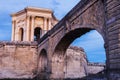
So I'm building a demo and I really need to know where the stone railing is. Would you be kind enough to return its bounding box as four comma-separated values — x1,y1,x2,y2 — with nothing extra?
0,41,38,46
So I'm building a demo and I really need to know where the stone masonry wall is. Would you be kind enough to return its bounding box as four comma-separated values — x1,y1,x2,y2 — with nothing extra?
0,41,38,79
64,46,106,79
64,46,88,79
87,63,105,75
105,0,120,79
0,41,105,80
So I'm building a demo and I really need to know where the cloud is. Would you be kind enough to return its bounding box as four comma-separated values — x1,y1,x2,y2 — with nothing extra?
0,0,80,21
50,0,80,19
0,0,28,13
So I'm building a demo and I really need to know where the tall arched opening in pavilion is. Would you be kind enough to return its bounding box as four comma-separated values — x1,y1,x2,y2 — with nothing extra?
34,27,41,41
19,28,24,41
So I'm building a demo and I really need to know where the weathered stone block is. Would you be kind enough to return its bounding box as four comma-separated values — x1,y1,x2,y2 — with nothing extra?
0,42,37,79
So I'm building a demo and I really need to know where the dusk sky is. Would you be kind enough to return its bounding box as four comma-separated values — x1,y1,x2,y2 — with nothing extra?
0,0,106,62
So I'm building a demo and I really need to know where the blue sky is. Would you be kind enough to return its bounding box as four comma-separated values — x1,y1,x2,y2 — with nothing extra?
0,0,106,62
71,30,106,62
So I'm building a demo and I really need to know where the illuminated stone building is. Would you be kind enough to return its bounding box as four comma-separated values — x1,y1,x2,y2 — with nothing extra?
11,7,58,41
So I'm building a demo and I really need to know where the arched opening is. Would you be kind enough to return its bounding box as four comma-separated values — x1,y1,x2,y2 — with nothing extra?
72,30,106,62
52,28,106,79
38,49,49,79
34,27,41,41
19,28,24,41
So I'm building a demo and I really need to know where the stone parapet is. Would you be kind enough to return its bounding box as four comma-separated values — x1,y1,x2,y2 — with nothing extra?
0,41,38,46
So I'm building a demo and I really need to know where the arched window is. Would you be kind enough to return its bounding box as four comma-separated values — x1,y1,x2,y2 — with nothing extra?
34,27,41,41
19,28,24,41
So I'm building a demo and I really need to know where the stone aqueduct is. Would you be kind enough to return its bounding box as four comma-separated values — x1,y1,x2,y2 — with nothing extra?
0,0,120,80
37,0,120,79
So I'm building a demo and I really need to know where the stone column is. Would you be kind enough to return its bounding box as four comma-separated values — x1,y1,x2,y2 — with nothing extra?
11,20,15,41
43,17,47,36
26,16,30,41
31,16,35,41
48,18,51,30
15,27,19,41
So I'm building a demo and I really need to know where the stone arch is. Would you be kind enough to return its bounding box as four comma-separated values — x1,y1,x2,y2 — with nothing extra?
52,27,106,79
19,28,24,41
38,49,49,79
34,27,42,41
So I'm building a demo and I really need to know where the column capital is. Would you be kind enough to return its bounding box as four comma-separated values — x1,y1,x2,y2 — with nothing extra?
27,16,30,18
44,17,48,20
12,19,16,23
48,17,51,19
29,15,35,18
26,15,31,19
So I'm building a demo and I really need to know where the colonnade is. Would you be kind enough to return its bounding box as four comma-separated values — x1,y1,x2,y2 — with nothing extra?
11,15,52,41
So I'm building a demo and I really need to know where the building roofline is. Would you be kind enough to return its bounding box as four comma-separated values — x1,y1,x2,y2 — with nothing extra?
11,9,26,17
26,6,52,12
52,13,59,21
11,6,53,17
